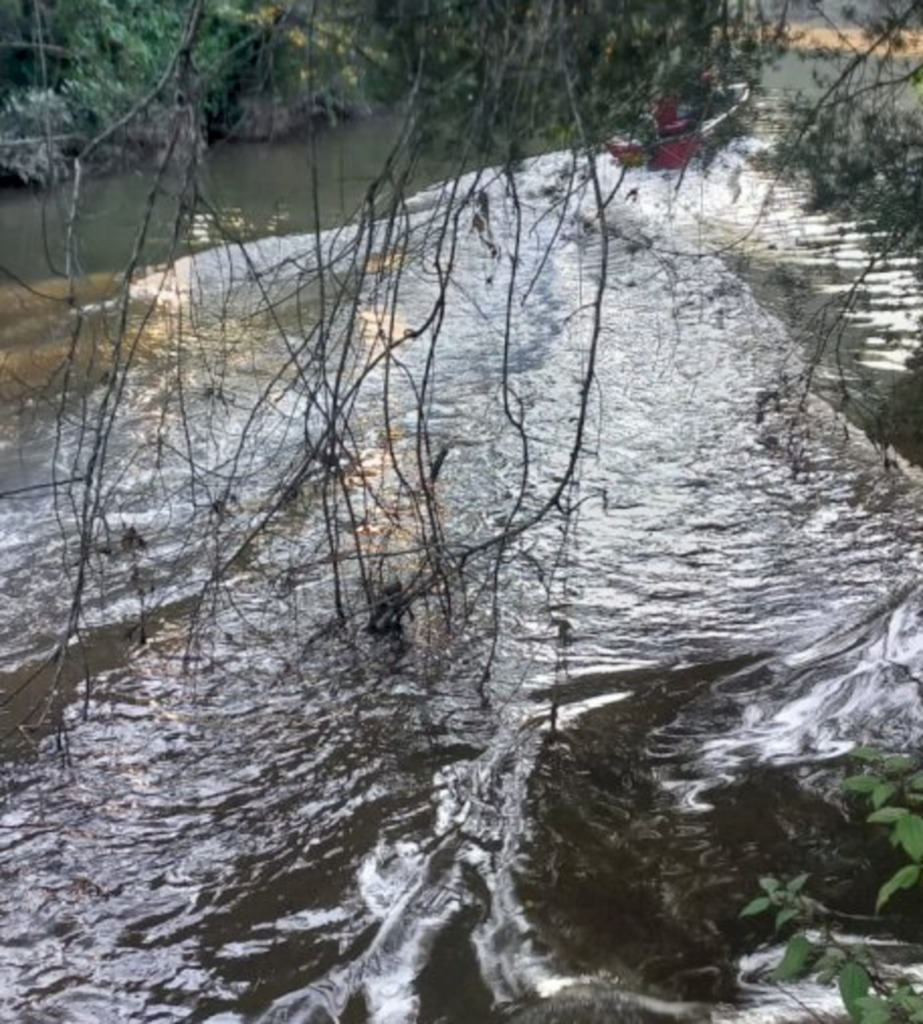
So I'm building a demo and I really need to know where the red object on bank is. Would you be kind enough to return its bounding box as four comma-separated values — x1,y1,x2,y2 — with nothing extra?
606,83,749,172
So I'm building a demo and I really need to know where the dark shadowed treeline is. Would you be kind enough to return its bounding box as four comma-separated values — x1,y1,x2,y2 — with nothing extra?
0,0,765,183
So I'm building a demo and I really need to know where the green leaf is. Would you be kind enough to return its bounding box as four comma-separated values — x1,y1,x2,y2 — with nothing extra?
815,948,846,973
786,873,809,894
772,933,813,982
775,907,798,930
839,962,872,1023
900,994,923,1024
892,986,923,1020
872,782,899,809
896,814,923,862
857,995,894,1024
876,864,921,912
758,876,781,895
843,775,882,794
909,774,923,792
867,807,909,824
851,747,884,763
884,756,916,775
815,947,847,984
740,896,771,917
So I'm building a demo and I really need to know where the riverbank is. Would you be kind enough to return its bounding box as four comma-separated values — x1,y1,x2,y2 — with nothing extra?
0,90,374,188
1,11,905,191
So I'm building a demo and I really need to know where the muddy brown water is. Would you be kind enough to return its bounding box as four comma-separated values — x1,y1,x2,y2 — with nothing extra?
2,98,923,1024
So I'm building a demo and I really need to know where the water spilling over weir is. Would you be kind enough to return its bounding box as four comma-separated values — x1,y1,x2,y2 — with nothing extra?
1,123,923,1024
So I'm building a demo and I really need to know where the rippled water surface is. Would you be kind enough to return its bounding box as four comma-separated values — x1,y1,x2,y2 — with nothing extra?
2,115,923,1024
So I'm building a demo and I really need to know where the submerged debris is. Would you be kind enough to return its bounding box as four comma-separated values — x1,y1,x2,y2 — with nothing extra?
120,525,147,552
367,579,409,634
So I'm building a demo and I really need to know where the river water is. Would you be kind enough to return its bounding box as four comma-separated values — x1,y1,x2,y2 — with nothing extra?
2,102,923,1024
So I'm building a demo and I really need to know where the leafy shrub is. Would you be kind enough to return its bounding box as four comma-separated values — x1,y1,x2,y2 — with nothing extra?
741,749,923,1024
0,89,73,184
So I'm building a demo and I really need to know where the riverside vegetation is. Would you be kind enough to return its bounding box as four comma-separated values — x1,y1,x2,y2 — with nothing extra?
0,0,765,184
742,749,923,1024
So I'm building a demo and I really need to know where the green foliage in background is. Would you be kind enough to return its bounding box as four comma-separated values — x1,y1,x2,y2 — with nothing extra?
48,0,185,128
0,88,72,184
0,0,765,181
0,0,390,177
741,748,923,1024
368,0,763,158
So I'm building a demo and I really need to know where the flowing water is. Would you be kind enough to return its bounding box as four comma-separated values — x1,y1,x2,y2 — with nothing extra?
2,102,923,1024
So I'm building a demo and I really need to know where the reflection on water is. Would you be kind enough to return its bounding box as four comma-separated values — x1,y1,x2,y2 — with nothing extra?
2,116,923,1024
0,113,447,285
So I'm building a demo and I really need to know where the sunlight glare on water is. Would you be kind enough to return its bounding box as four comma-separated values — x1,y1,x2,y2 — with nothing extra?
1,130,923,1024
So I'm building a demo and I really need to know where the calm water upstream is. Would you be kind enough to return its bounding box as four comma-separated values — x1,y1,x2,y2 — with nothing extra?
2,100,923,1024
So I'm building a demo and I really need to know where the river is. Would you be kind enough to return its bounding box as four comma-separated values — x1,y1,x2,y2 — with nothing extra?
2,94,923,1024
